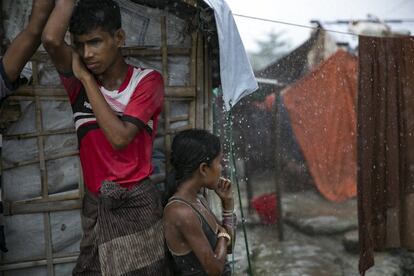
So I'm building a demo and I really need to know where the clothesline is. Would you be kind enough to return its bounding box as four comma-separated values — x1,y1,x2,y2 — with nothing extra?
233,13,364,37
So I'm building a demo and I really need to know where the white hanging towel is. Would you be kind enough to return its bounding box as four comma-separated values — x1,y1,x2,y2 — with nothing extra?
203,0,258,110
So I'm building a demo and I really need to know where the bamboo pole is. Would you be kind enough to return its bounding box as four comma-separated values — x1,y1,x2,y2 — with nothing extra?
12,190,80,205
189,32,197,128
195,34,204,128
44,213,54,275
274,92,284,241
161,16,172,173
203,38,211,130
12,85,196,98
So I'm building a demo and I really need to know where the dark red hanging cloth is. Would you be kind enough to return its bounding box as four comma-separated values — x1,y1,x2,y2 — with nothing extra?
358,35,414,275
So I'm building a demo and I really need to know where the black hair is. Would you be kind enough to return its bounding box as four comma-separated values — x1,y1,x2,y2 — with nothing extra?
163,129,221,205
69,0,122,36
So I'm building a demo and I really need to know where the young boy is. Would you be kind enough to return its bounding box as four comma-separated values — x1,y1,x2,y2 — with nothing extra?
0,0,53,99
42,0,165,274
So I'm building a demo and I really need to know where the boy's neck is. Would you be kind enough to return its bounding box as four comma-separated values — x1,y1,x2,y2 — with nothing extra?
96,54,129,91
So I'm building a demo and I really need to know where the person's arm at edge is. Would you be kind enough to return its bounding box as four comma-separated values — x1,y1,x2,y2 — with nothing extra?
41,0,74,74
2,0,54,83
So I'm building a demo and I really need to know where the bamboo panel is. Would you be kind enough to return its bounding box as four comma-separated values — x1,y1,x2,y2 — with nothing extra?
1,6,210,276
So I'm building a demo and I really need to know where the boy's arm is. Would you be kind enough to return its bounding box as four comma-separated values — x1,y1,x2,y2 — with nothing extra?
41,0,75,74
72,52,163,150
72,52,141,150
2,0,54,83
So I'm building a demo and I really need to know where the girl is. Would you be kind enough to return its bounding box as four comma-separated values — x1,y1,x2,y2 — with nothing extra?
164,129,237,276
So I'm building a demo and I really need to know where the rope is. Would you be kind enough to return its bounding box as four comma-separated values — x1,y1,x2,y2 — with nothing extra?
226,102,254,276
233,13,359,36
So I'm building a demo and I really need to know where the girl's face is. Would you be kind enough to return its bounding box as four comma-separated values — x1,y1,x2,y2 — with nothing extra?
204,152,223,189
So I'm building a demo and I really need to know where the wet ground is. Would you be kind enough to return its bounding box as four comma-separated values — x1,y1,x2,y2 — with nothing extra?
226,171,414,276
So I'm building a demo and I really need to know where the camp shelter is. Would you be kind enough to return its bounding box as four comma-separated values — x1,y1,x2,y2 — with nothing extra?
282,50,358,203
0,0,250,274
231,27,339,205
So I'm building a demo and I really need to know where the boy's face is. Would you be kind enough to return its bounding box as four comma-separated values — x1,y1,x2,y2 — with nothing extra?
72,28,124,75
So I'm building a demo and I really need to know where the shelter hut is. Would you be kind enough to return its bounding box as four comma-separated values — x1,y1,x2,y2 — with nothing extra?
0,0,238,274
231,27,338,207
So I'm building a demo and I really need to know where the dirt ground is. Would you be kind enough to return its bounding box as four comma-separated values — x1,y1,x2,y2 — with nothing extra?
228,170,414,276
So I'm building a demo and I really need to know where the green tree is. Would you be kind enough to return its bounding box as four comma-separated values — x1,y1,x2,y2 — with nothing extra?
248,30,291,71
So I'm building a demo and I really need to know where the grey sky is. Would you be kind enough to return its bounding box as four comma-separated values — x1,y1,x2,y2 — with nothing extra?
225,0,414,52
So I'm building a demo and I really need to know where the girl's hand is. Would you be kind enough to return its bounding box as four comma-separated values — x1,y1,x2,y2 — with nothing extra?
215,177,234,210
217,224,228,234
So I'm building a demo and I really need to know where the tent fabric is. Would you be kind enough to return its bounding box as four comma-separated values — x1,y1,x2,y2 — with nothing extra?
203,0,258,110
357,36,414,275
282,50,358,203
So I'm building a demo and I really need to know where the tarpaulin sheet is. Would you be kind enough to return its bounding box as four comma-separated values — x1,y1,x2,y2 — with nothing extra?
282,50,358,203
357,35,414,275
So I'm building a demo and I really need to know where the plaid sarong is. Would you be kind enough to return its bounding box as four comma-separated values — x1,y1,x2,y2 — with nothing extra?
73,179,166,276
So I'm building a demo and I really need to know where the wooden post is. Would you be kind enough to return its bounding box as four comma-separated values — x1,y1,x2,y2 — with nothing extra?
274,91,284,241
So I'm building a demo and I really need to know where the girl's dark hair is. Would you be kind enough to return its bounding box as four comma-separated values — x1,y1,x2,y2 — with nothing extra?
69,0,122,36
163,129,221,205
